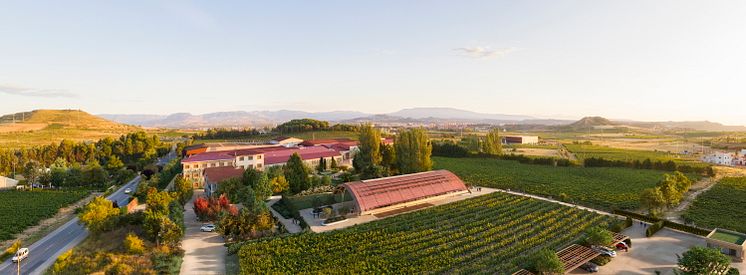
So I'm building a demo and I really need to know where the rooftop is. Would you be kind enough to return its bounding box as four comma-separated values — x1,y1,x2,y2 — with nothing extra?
710,229,746,245
203,166,245,184
264,146,341,165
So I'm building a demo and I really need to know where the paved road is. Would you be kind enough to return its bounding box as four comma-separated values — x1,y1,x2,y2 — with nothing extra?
0,176,141,275
180,190,226,275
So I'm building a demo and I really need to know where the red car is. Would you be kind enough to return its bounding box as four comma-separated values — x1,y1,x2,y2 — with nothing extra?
616,242,629,250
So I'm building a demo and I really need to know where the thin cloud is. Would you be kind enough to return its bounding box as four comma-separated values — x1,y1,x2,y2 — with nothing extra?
0,84,78,98
454,46,518,59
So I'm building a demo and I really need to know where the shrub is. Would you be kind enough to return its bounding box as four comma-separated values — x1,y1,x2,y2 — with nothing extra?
591,255,612,266
646,221,664,237
0,240,22,261
123,233,145,255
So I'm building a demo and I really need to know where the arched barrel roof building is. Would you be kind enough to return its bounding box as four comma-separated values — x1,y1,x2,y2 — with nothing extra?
341,170,468,215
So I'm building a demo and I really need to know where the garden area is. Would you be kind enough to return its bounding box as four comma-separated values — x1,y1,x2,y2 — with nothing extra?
434,156,671,210
0,190,88,241
238,192,613,274
682,177,746,234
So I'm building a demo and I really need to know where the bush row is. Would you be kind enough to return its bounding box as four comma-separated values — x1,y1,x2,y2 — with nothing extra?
584,157,714,176
613,210,711,236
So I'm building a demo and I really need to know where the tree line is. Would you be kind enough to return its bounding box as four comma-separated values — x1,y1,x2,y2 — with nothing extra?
583,157,715,176
0,131,170,178
352,124,433,179
194,119,361,140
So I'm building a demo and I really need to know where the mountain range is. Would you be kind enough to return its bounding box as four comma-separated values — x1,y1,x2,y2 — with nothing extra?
96,107,746,132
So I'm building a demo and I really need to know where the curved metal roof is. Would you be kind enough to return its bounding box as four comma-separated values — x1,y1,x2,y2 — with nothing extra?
342,170,467,213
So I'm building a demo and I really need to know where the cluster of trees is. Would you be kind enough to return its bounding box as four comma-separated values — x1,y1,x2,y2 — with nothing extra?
640,172,693,216
194,192,276,242
26,157,137,188
216,168,273,208
353,125,432,179
583,157,715,176
457,129,503,155
677,246,740,275
0,131,169,178
275,119,359,133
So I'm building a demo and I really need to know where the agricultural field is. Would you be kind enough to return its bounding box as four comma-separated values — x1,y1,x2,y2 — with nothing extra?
0,190,88,241
682,177,746,233
434,156,670,210
564,143,706,167
239,192,613,274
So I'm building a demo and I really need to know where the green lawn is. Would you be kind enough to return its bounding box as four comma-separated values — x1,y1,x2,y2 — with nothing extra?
710,230,746,245
0,190,89,241
271,193,349,219
683,177,746,234
240,192,613,274
434,156,669,210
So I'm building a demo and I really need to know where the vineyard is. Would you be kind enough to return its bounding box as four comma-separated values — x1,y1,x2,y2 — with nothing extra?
434,156,666,210
239,192,613,274
0,190,88,241
564,144,706,167
682,177,746,233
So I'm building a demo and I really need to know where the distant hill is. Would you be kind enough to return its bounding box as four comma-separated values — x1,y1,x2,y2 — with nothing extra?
388,107,534,121
0,110,139,149
651,121,746,132
567,116,615,128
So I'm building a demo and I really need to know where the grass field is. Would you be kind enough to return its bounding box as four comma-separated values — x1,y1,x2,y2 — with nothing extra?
682,177,746,233
564,144,706,167
0,190,88,241
239,192,612,274
434,156,669,210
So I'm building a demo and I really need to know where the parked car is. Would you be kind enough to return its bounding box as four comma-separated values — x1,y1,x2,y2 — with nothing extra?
593,245,617,257
615,242,629,250
580,262,599,272
11,248,29,263
200,224,216,232
124,188,132,194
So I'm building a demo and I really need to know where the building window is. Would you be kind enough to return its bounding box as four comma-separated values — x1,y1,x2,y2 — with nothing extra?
258,163,263,168
239,156,244,161
258,155,262,159
248,156,253,160
184,165,189,169
249,164,254,169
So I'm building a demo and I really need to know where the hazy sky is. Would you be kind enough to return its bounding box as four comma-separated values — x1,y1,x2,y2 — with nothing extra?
2,1,746,124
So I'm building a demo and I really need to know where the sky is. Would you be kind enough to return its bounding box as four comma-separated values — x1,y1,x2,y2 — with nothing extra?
1,1,746,125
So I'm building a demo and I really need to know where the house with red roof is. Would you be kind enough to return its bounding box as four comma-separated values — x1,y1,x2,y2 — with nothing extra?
203,166,245,196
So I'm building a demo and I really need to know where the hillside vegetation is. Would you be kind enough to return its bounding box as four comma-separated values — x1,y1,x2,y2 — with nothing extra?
0,110,139,149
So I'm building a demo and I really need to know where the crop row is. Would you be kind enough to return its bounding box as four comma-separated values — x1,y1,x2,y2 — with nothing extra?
0,190,88,241
682,177,746,233
239,192,612,274
434,156,667,210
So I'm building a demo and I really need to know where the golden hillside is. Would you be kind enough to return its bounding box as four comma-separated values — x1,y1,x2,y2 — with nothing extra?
0,109,140,149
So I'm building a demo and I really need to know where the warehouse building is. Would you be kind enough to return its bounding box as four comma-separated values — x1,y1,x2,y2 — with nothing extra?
503,135,540,144
340,170,468,215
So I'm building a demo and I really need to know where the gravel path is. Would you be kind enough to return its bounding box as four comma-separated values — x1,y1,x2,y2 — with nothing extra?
180,190,227,275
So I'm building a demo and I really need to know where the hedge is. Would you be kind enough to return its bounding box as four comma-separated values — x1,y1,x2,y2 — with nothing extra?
613,209,711,236
646,221,664,237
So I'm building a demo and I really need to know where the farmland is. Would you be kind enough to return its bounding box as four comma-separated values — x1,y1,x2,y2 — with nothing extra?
434,156,668,210
564,143,705,167
0,190,88,241
682,177,746,233
239,192,612,274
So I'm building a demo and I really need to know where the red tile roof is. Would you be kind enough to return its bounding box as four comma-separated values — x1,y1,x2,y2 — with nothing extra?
182,150,236,163
342,170,467,213
264,146,341,165
203,166,245,184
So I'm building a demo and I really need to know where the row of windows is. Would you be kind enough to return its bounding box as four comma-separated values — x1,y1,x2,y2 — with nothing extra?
238,155,262,161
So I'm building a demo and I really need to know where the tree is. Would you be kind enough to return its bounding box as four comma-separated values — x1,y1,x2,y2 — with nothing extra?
78,196,120,234
317,157,326,173
23,160,41,185
381,143,397,173
395,128,433,174
585,227,613,246
143,212,183,247
173,176,193,205
658,174,684,208
677,246,731,275
50,167,66,187
481,128,502,155
330,157,338,170
357,124,382,166
672,171,692,194
270,175,289,194
83,161,109,188
105,155,124,171
253,172,272,202
640,187,667,214
530,248,564,275
217,177,250,204
146,189,174,216
284,153,310,194
123,233,145,254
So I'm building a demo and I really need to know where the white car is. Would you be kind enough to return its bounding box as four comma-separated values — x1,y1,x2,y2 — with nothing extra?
11,248,29,263
124,188,132,194
200,224,216,232
593,245,617,257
